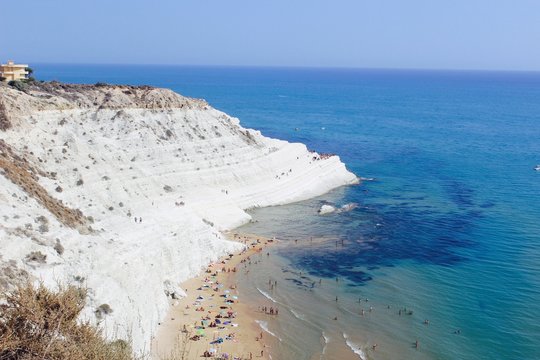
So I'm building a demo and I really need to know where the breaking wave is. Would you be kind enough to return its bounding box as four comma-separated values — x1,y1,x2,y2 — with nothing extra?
256,320,282,341
257,287,277,303
343,333,367,360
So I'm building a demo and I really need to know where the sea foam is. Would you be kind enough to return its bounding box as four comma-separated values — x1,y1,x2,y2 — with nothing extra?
343,333,367,360
290,308,307,321
321,331,330,355
256,320,282,341
257,287,277,303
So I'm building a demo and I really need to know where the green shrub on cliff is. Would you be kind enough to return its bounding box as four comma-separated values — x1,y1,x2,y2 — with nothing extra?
7,80,31,92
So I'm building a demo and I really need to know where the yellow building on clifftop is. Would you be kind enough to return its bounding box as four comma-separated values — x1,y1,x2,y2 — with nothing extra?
0,60,29,81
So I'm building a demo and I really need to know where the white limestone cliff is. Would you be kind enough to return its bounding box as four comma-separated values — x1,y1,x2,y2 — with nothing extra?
0,82,357,353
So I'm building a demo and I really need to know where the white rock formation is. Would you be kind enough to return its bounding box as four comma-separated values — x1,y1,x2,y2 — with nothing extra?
0,82,357,353
318,204,337,215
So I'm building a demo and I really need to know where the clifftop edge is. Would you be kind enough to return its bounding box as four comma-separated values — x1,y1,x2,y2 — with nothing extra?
0,80,208,130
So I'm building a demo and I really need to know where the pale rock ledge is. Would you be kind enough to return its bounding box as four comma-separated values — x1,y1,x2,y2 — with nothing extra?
0,82,358,354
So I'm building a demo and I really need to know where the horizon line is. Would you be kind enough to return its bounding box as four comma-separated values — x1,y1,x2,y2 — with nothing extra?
22,61,540,74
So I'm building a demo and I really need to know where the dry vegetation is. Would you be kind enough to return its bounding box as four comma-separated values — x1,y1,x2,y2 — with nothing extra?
0,99,10,130
0,283,133,360
0,140,89,231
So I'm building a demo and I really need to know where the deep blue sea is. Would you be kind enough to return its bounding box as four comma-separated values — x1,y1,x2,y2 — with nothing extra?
37,65,540,359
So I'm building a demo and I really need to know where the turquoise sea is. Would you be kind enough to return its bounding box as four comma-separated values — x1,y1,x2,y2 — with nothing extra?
37,65,540,359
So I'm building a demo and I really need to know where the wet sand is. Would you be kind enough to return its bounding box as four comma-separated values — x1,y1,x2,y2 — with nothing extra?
152,232,277,360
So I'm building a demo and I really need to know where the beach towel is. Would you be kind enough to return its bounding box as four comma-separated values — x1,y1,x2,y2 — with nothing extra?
210,338,223,344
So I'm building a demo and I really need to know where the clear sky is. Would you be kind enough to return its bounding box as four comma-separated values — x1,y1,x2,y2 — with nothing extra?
2,0,540,71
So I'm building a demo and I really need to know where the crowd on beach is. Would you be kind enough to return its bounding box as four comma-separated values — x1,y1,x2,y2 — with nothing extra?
172,234,273,360
258,306,278,316
313,153,335,161
172,233,457,358
307,149,336,161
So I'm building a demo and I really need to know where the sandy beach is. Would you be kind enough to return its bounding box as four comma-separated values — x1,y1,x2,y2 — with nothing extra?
152,233,278,360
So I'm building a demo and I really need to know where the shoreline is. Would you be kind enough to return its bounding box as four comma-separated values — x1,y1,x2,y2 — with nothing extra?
1,80,357,354
151,232,278,360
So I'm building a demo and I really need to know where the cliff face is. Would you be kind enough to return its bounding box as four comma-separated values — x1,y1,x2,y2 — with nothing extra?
0,82,357,353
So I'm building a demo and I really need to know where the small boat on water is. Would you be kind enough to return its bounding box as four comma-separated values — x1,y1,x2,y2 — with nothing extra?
535,165,540,171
